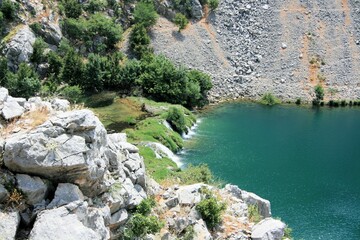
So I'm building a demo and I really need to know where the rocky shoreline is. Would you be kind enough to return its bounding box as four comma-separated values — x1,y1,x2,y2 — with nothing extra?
0,88,288,239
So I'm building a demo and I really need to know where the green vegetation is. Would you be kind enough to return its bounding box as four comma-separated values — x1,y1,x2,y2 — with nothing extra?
295,98,301,105
209,0,219,10
62,0,82,18
30,38,47,64
248,204,261,223
85,0,107,13
174,13,188,32
172,164,215,185
283,226,293,240
0,0,18,20
130,24,152,58
260,93,281,106
133,1,158,28
166,107,187,134
313,84,324,106
180,226,196,240
196,187,226,229
123,198,163,239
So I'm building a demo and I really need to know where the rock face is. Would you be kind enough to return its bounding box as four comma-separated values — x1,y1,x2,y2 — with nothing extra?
251,218,286,240
1,100,25,120
2,25,36,70
47,183,84,209
152,0,360,102
16,174,48,205
0,211,21,240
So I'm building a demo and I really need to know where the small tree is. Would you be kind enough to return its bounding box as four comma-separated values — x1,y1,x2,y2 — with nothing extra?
0,56,9,86
208,0,219,11
130,24,152,58
1,0,18,20
30,38,47,64
167,107,187,134
60,48,84,86
62,0,82,18
174,13,188,32
133,1,158,28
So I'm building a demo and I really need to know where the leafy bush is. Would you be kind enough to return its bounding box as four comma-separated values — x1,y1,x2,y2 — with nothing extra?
135,198,156,216
47,51,63,76
174,164,214,185
83,53,106,92
62,0,82,18
60,48,84,85
196,188,226,229
208,0,219,10
295,98,301,105
260,93,281,106
85,0,107,13
30,38,47,64
166,107,187,134
248,204,261,223
284,226,293,239
60,85,83,103
0,12,4,30
0,56,8,86
30,22,42,35
172,0,192,17
124,214,163,239
1,0,18,20
174,13,188,32
6,63,41,99
313,84,324,106
130,24,152,58
133,1,158,28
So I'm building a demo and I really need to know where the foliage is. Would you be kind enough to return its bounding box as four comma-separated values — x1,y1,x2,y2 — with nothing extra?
59,85,83,103
172,0,192,17
84,91,116,107
0,12,4,31
174,13,188,32
313,84,324,106
85,0,107,13
130,24,152,58
30,38,47,64
185,69,212,108
47,51,64,76
83,53,106,92
173,164,214,185
30,22,42,35
196,188,226,229
180,226,196,240
283,226,293,240
166,107,187,134
248,204,261,223
133,1,158,28
62,0,82,18
208,0,219,10
0,56,8,86
6,63,41,99
60,48,84,85
295,98,301,105
260,93,281,106
124,214,163,239
1,0,18,20
135,197,156,216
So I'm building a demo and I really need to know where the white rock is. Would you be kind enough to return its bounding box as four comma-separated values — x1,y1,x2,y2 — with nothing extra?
251,218,286,240
109,209,128,229
16,174,48,205
0,211,20,240
51,98,70,112
193,219,212,240
47,183,84,209
1,100,25,120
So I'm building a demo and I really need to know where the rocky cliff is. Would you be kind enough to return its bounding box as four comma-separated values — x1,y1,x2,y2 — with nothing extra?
151,0,360,102
0,89,287,239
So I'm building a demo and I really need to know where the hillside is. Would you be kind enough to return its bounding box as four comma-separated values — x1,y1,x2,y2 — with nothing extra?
151,0,360,102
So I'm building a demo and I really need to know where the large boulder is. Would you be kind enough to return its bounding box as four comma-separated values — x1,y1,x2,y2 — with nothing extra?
251,218,286,240
3,110,109,197
191,0,204,19
193,219,212,240
177,183,204,206
0,211,20,240
2,25,36,70
51,98,70,112
1,99,25,120
0,87,9,103
47,183,84,209
29,201,106,240
16,174,48,205
40,20,63,45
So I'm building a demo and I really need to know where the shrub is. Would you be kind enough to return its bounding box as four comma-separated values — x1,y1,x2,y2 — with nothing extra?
84,91,116,107
196,189,226,229
135,198,156,216
208,0,219,10
130,24,152,58
284,226,293,239
340,100,347,107
30,38,47,64
172,0,192,17
124,214,163,239
314,84,324,101
85,0,107,13
0,56,8,86
133,1,158,28
174,13,188,32
295,98,301,105
248,205,261,223
260,93,281,106
0,11,4,30
166,107,187,134
1,0,18,20
181,226,196,240
60,48,84,85
174,164,214,185
30,22,42,35
62,0,82,18
60,85,83,103
83,53,106,92
47,51,63,76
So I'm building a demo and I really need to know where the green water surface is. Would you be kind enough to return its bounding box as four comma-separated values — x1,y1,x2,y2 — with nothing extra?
181,103,360,239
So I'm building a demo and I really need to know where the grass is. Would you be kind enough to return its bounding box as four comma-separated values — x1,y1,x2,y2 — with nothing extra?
139,146,178,182
248,204,262,223
259,93,281,106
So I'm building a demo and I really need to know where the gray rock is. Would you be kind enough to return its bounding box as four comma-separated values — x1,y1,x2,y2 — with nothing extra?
118,142,139,153
51,98,70,112
165,197,179,208
11,97,27,107
191,0,204,19
86,207,111,240
1,100,25,120
24,97,52,111
16,174,48,205
29,202,102,240
0,211,20,240
0,184,9,203
251,218,286,240
2,25,36,70
177,183,204,206
146,178,162,196
40,20,63,45
0,87,9,103
193,219,212,240
47,183,84,209
3,110,108,197
110,209,128,229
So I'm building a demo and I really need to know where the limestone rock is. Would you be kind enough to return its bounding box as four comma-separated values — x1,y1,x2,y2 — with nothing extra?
51,98,70,112
193,219,212,240
47,183,84,209
109,209,128,229
191,0,203,19
1,100,25,120
2,25,36,70
29,202,102,240
177,183,204,206
0,87,9,103
251,218,286,240
0,184,9,203
16,174,48,205
0,211,20,240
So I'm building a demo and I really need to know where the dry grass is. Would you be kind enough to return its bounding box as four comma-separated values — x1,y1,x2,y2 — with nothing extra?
0,107,50,138
4,188,25,210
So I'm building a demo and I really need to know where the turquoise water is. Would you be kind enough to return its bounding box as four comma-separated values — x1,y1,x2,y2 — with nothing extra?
181,103,360,239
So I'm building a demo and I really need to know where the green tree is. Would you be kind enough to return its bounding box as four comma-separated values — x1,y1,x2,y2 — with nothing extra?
133,1,158,28
173,13,188,32
83,53,105,92
6,63,41,99
47,51,63,77
62,0,82,18
124,214,163,239
130,24,152,58
167,107,187,134
0,57,9,86
1,0,18,20
30,38,47,64
85,0,107,13
60,48,84,85
186,70,212,107
208,0,219,10
314,84,324,100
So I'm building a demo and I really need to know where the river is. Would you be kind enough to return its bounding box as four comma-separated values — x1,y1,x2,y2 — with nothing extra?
180,103,360,239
